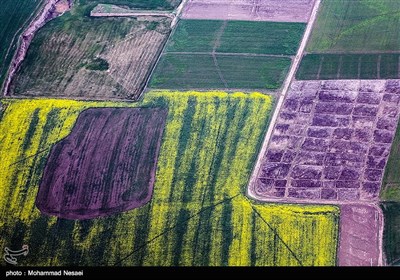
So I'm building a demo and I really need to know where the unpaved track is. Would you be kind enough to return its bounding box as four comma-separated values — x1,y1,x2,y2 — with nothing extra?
247,0,322,195
91,12,174,18
171,0,188,27
142,0,188,96
246,0,385,266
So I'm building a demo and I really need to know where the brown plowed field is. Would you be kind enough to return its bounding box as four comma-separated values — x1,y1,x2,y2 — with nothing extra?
10,9,171,100
182,0,316,22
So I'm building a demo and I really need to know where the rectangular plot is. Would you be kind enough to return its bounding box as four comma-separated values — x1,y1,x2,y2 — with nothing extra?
166,20,223,53
36,108,168,219
254,80,400,203
360,55,379,79
307,0,400,52
338,204,381,266
181,0,317,23
80,0,180,10
252,202,339,266
150,54,224,89
381,202,400,266
297,53,398,80
339,55,361,79
216,55,291,89
296,54,321,80
319,55,341,80
217,21,306,55
380,54,399,79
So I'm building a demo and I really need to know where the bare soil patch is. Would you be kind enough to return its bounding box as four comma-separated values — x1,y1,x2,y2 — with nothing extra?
182,0,316,22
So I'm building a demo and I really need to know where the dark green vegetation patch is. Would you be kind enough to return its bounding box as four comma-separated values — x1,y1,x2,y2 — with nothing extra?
382,118,400,202
84,57,110,71
151,54,291,89
297,53,400,80
381,203,400,266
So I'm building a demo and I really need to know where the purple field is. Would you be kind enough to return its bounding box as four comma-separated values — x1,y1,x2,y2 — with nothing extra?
252,80,400,203
36,107,168,220
181,0,316,22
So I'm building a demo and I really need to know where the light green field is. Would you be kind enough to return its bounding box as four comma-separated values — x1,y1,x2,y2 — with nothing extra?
307,0,400,52
151,19,302,90
167,19,305,55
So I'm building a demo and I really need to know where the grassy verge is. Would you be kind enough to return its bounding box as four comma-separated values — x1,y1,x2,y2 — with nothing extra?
0,0,45,88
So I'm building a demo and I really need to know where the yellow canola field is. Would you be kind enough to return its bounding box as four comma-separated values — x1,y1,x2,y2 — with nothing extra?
0,91,339,266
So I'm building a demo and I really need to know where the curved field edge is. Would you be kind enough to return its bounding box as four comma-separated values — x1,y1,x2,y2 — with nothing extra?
0,91,338,266
37,107,167,219
0,0,46,88
9,4,172,101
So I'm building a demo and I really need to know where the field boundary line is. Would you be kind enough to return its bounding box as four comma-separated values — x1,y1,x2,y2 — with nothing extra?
398,56,400,79
247,0,322,198
377,54,382,79
337,55,343,79
317,56,324,79
306,51,400,55
213,55,228,88
141,0,188,99
165,51,293,58
248,202,304,266
171,0,188,28
112,194,240,265
212,21,228,88
377,204,385,266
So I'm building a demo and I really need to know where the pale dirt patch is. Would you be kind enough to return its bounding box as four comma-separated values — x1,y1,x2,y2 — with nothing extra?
55,0,70,13
182,0,316,22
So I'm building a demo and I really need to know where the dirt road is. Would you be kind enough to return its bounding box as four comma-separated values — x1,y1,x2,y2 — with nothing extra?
2,0,73,96
247,0,322,195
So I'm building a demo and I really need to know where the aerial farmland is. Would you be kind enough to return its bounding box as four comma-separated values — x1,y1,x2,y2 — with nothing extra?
150,19,304,90
181,0,316,23
297,0,400,80
0,0,47,90
7,1,174,100
1,0,400,269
